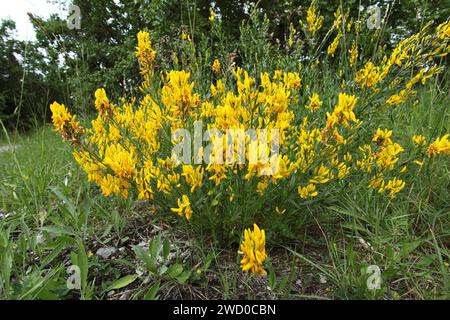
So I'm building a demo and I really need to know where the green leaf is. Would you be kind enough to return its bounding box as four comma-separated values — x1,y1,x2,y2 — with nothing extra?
203,253,214,270
77,243,89,290
176,270,191,284
144,281,160,300
149,234,161,258
50,187,76,217
133,245,157,273
40,240,66,267
40,226,75,237
269,269,276,289
278,276,289,292
162,239,170,261
168,263,184,278
158,265,168,276
107,275,138,291
1,250,12,295
399,241,421,258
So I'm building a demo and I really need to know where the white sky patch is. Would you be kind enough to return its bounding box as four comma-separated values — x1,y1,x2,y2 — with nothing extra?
0,0,64,41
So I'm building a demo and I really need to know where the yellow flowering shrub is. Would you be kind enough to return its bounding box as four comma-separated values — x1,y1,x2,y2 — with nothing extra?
50,13,450,276
239,224,267,276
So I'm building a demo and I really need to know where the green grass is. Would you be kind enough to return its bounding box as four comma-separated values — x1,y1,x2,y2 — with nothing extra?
0,84,448,300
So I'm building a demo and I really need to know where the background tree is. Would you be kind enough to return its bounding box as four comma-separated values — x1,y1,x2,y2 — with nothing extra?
1,0,448,129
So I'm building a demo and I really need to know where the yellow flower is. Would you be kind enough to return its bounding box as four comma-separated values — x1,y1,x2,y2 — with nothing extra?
412,135,426,147
336,163,350,179
332,7,346,29
372,128,393,146
326,93,358,128
298,184,318,199
327,33,342,57
306,93,322,112
368,174,384,190
239,224,267,276
135,31,156,85
436,20,450,40
344,152,352,163
50,101,71,133
426,134,450,157
209,8,216,22
162,70,200,120
310,165,331,184
288,23,296,47
182,165,204,193
355,62,382,88
95,88,113,115
376,143,404,171
210,79,225,97
99,174,129,198
50,102,84,144
348,41,358,67
103,143,136,180
379,178,406,198
306,4,323,36
270,155,295,181
283,72,302,90
181,32,191,42
171,195,193,220
256,179,269,195
386,89,416,106
212,59,221,74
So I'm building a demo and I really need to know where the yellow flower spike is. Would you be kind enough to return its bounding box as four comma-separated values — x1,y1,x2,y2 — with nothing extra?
372,128,393,146
212,59,221,74
239,224,267,276
327,33,342,57
412,135,427,147
379,178,406,198
94,88,114,115
209,7,216,22
181,32,191,42
337,163,350,179
326,93,358,128
136,31,156,88
306,4,324,36
103,143,137,180
386,89,416,106
256,179,269,195
306,93,322,112
288,23,296,47
171,195,193,220
436,20,450,40
355,62,382,89
50,102,84,144
162,70,199,121
298,184,318,199
348,41,358,67
368,175,384,190
182,165,204,193
426,134,450,157
376,143,404,171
